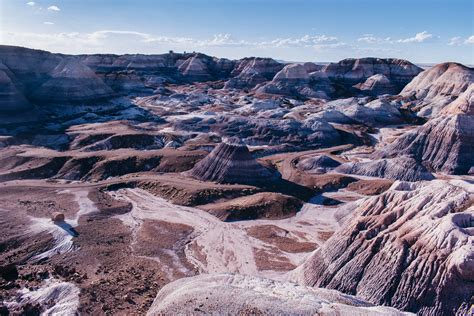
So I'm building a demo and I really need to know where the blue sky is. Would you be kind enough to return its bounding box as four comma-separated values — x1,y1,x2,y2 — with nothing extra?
1,0,473,64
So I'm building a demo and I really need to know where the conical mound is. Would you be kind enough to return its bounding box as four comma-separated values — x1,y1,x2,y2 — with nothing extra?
189,139,275,185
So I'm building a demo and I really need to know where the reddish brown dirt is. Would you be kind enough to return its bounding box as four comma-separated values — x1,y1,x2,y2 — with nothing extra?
246,225,317,254
0,186,167,315
346,179,394,195
199,192,303,221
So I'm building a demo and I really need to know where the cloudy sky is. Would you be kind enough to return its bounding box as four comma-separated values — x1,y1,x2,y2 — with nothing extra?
0,0,473,64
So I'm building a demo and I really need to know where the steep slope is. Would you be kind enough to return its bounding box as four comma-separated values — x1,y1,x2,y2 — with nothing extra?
188,138,275,185
257,63,333,99
355,74,398,96
0,45,116,105
224,57,284,89
375,84,474,174
293,180,474,315
335,157,434,181
400,62,473,117
0,62,32,113
31,58,115,103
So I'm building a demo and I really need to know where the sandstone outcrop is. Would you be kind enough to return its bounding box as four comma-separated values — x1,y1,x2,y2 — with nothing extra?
147,274,411,315
188,138,276,185
293,180,474,315
335,157,434,181
400,62,473,117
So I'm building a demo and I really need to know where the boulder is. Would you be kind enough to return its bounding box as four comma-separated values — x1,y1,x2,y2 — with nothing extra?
51,212,65,222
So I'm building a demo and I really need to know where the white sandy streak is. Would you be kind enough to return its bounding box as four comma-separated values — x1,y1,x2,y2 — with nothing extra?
112,188,345,281
29,190,98,261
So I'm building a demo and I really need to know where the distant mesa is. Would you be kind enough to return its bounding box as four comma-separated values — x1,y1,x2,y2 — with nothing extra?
257,58,422,99
224,57,284,89
188,137,277,185
323,57,423,97
0,46,116,110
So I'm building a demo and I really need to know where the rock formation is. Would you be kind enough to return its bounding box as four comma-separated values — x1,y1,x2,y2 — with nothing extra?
0,45,115,107
224,57,284,89
400,62,473,117
257,63,333,99
334,157,434,181
293,180,474,315
310,97,405,127
375,84,474,174
177,55,213,81
31,58,115,104
188,138,275,185
147,274,411,315
355,74,398,96
297,155,341,174
0,62,32,113
322,58,422,96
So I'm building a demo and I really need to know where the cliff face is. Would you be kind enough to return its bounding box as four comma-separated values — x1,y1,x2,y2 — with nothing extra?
293,180,474,315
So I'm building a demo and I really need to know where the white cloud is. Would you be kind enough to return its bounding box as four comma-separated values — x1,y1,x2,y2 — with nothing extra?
47,5,60,11
465,35,474,44
260,35,340,48
448,36,463,46
26,1,35,6
448,35,474,46
397,31,433,43
43,22,55,25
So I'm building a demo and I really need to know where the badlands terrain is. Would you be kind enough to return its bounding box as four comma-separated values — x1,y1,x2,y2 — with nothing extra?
0,45,472,315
